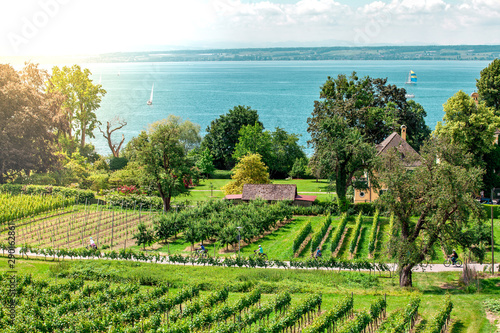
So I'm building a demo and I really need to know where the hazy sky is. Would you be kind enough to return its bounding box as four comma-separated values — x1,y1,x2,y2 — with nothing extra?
1,0,499,56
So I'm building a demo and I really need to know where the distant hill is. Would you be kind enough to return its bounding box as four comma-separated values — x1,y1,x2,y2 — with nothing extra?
2,45,500,64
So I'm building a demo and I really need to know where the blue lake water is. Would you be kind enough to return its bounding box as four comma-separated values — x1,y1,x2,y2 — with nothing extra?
85,60,490,156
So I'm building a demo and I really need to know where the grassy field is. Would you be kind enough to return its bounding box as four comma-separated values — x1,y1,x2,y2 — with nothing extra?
2,257,499,332
194,178,332,193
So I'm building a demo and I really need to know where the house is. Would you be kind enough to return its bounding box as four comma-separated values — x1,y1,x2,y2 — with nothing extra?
224,184,316,207
354,125,420,203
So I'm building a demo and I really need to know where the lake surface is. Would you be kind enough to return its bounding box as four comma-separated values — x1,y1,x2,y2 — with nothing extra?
84,60,490,156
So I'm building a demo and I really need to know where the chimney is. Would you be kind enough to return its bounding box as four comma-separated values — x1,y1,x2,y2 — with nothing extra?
401,125,407,141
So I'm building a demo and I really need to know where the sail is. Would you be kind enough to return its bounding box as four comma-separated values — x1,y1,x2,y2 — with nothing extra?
409,70,417,83
150,83,154,102
406,70,417,84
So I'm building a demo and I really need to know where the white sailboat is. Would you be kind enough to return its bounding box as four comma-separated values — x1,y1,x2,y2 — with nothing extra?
405,70,417,85
147,84,154,105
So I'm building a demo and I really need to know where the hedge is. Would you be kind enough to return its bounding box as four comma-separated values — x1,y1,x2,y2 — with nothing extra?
0,184,94,203
310,215,332,252
293,221,312,254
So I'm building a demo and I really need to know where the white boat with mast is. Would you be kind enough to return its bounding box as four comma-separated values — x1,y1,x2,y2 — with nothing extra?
405,70,417,98
405,70,417,85
147,83,154,105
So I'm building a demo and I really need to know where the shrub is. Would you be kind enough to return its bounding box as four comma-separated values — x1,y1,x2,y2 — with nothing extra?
109,157,128,170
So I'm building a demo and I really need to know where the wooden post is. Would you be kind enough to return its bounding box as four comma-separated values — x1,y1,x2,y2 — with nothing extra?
111,209,115,249
491,196,495,275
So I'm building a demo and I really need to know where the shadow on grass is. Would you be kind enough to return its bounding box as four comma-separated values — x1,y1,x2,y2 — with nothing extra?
450,320,465,333
480,277,500,294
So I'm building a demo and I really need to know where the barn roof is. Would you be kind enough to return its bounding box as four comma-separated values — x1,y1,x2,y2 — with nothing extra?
242,184,297,201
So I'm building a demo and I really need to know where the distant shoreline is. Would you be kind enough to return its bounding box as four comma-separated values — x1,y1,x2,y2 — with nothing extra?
2,45,499,64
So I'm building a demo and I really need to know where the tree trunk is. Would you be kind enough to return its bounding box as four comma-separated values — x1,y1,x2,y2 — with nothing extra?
162,195,171,212
399,265,413,287
336,164,348,211
80,124,86,148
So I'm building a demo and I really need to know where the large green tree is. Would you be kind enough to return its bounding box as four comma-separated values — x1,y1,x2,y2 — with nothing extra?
309,115,376,209
308,72,431,151
233,124,306,178
0,63,61,183
201,105,262,169
477,58,500,111
128,116,201,211
434,90,500,192
308,72,429,206
48,65,106,148
377,138,486,287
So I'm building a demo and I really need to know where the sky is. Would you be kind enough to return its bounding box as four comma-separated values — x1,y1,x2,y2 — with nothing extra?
1,0,499,56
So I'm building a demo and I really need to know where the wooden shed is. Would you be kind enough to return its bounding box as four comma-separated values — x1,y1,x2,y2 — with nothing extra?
224,184,316,207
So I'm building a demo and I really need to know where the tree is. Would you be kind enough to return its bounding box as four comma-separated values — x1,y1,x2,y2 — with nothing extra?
308,73,430,207
477,58,500,111
193,148,216,178
308,72,431,150
48,65,106,148
0,63,60,183
222,154,271,195
233,124,306,178
201,105,262,169
269,127,306,178
99,117,127,158
128,116,201,211
233,123,272,168
308,115,376,210
377,138,486,287
289,157,309,179
133,222,155,250
434,90,500,192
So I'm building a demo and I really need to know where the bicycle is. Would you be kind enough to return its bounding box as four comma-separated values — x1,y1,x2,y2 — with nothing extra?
193,249,208,259
252,250,268,260
86,244,98,250
443,258,462,267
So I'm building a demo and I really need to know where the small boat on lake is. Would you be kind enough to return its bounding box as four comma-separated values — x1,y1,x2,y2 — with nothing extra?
405,93,415,98
147,83,154,105
406,70,417,85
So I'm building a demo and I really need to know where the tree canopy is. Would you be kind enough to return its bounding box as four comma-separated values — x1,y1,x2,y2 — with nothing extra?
48,65,106,148
309,115,376,209
233,124,306,178
477,58,500,111
377,138,487,287
308,72,431,151
127,116,201,211
201,105,262,170
0,63,60,183
307,73,427,207
434,90,500,192
222,153,271,195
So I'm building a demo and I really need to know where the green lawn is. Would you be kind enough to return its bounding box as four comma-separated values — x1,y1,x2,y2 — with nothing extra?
193,177,332,194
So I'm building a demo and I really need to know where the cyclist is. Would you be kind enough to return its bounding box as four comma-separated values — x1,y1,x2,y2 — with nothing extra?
258,245,264,255
89,237,97,249
314,247,322,258
449,250,459,265
196,243,207,255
